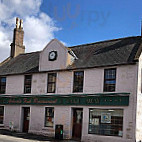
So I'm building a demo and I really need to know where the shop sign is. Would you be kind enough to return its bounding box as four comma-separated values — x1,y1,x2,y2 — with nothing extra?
0,95,129,106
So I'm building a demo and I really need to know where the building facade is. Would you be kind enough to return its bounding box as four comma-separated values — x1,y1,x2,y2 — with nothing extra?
0,18,142,142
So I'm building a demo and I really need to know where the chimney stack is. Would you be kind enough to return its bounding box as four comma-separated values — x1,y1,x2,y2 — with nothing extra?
10,17,25,58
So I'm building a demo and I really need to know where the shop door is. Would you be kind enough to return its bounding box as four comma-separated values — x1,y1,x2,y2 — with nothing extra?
72,108,83,139
23,107,30,132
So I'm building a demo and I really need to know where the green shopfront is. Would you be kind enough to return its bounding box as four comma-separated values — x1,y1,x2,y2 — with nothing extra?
0,93,130,140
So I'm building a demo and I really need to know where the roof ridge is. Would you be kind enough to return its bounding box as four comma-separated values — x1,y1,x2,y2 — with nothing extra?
19,51,41,56
68,36,141,48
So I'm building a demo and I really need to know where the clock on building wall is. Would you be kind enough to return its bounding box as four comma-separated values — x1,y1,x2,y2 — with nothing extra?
48,51,58,61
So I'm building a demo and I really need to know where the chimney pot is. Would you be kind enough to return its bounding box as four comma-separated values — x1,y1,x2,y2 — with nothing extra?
16,17,20,29
19,19,23,29
11,17,25,58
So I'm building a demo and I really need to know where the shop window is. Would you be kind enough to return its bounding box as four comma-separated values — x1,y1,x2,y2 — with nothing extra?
45,107,54,127
24,75,32,94
47,73,56,93
73,71,84,92
0,106,4,124
104,68,116,92
0,77,6,94
89,109,123,137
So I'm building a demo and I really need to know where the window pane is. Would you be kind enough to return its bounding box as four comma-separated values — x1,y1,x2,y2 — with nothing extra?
89,109,123,137
104,69,116,92
45,107,54,127
24,75,32,94
1,78,6,83
46,108,54,117
0,106,4,124
48,74,56,82
25,86,31,93
73,71,84,92
105,69,116,79
0,77,6,94
47,73,56,93
0,86,6,94
48,84,55,93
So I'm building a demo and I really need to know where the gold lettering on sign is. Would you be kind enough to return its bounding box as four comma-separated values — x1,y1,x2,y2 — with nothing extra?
33,98,57,104
8,99,22,104
66,98,80,104
70,99,80,104
86,98,99,104
23,98,32,104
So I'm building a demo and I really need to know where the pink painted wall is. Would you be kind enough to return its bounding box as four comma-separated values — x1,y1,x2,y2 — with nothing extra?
6,75,24,95
5,65,138,95
3,64,138,142
136,53,142,141
56,71,73,94
31,73,47,94
4,105,21,131
39,39,70,72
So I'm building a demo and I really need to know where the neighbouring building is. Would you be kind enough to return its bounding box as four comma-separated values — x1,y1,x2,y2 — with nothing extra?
0,17,142,142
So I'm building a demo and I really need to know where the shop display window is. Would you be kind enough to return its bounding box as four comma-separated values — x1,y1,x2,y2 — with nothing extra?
45,107,54,127
89,109,123,137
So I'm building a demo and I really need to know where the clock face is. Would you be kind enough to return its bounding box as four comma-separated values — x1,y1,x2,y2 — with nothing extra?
49,51,57,61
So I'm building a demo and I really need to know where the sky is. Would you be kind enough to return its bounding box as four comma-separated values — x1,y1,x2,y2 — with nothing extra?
0,0,142,62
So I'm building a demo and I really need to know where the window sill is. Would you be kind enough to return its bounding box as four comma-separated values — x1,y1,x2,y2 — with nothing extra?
0,124,4,127
42,127,54,130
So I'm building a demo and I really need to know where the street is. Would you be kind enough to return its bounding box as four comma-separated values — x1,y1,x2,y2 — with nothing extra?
0,130,79,142
0,134,45,142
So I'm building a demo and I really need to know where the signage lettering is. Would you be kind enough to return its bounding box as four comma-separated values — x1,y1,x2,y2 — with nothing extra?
0,95,129,106
8,99,22,104
33,98,57,104
86,98,100,104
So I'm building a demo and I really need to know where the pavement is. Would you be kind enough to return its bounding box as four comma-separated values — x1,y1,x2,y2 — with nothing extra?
0,129,79,142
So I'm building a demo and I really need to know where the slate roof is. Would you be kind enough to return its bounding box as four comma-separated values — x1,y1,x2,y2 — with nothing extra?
0,51,40,75
0,36,142,75
68,36,142,69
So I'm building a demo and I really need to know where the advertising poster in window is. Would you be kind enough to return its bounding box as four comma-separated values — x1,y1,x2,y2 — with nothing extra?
94,118,99,125
101,113,111,123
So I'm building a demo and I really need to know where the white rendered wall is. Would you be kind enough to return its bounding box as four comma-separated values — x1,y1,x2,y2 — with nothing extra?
3,64,138,142
6,75,24,95
39,39,69,71
31,73,47,94
5,65,138,96
4,105,21,131
136,53,142,142
3,105,136,142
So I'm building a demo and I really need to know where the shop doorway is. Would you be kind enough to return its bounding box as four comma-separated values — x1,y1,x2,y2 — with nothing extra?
72,108,83,139
22,107,30,132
